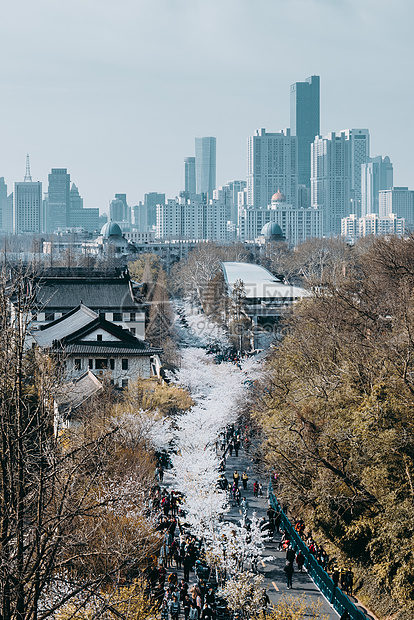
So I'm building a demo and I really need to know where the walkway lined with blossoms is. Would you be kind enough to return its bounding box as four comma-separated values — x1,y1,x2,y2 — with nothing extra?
149,327,340,619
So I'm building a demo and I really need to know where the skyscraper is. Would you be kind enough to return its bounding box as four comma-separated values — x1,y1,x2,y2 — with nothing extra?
0,178,7,231
47,168,71,232
184,157,196,194
195,137,216,198
361,156,393,216
311,129,370,235
144,192,165,229
14,156,43,234
290,75,320,189
247,128,298,208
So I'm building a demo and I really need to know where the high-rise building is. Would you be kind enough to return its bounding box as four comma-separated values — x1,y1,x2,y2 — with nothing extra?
156,196,226,242
109,197,126,223
247,128,298,208
311,129,370,235
47,168,71,232
214,180,247,226
14,156,42,234
184,157,196,195
70,183,83,210
361,156,393,216
144,192,165,229
379,187,414,228
0,178,7,231
195,137,216,198
290,75,320,189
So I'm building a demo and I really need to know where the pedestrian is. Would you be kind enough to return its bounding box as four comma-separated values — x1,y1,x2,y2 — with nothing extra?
331,567,340,603
253,481,259,497
229,442,234,456
242,471,248,490
169,596,180,620
201,603,213,620
258,482,263,496
295,550,305,572
345,569,354,596
284,560,294,589
233,470,240,488
241,496,249,517
235,487,241,506
189,603,198,620
286,545,295,564
161,599,170,620
234,439,240,457
261,588,270,618
183,595,191,620
183,553,192,582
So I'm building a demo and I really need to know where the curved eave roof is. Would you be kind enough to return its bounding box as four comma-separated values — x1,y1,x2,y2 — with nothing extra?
221,262,310,300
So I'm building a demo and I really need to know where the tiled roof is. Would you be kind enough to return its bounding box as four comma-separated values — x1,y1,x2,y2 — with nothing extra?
55,370,103,413
34,279,140,311
62,344,162,355
34,305,98,347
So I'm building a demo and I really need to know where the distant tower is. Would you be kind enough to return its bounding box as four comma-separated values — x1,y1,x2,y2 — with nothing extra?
184,157,196,194
247,128,298,208
195,137,216,199
47,168,71,232
14,156,42,234
24,154,32,182
290,76,320,189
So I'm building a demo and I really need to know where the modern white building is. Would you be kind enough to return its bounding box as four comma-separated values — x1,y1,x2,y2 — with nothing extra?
361,156,393,217
214,180,247,226
247,128,298,208
311,129,370,236
379,187,414,228
239,191,321,246
341,213,405,242
156,196,227,241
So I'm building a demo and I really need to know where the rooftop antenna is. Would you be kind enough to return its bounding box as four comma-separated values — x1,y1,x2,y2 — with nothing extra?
24,154,32,182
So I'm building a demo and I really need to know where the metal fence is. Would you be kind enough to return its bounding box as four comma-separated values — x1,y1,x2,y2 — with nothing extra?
268,483,368,620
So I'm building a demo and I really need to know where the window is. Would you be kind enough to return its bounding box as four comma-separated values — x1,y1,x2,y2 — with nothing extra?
113,312,122,322
45,312,54,322
130,312,136,322
97,334,102,341
110,359,115,370
122,359,128,370
121,379,129,389
74,359,82,370
95,359,108,370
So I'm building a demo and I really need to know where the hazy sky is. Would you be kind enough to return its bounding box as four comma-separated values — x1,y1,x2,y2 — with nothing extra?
0,0,413,213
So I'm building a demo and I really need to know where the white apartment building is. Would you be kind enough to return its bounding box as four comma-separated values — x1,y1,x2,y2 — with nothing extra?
379,187,414,228
156,197,227,241
341,213,405,243
311,129,370,236
361,156,393,217
239,192,321,246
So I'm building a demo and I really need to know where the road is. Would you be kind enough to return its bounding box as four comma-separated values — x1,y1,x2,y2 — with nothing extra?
223,446,340,619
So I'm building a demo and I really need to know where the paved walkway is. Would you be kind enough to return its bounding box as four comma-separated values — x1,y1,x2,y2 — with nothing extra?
223,446,340,619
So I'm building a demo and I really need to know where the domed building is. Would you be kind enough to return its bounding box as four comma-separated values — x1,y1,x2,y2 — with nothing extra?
260,221,285,242
83,221,135,257
100,221,123,238
271,190,286,204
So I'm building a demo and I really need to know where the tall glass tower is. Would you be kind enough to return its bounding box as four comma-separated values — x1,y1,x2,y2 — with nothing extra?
47,168,71,232
290,75,320,189
195,137,216,199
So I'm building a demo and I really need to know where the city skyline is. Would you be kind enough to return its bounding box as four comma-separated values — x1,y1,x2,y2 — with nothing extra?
0,0,412,211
